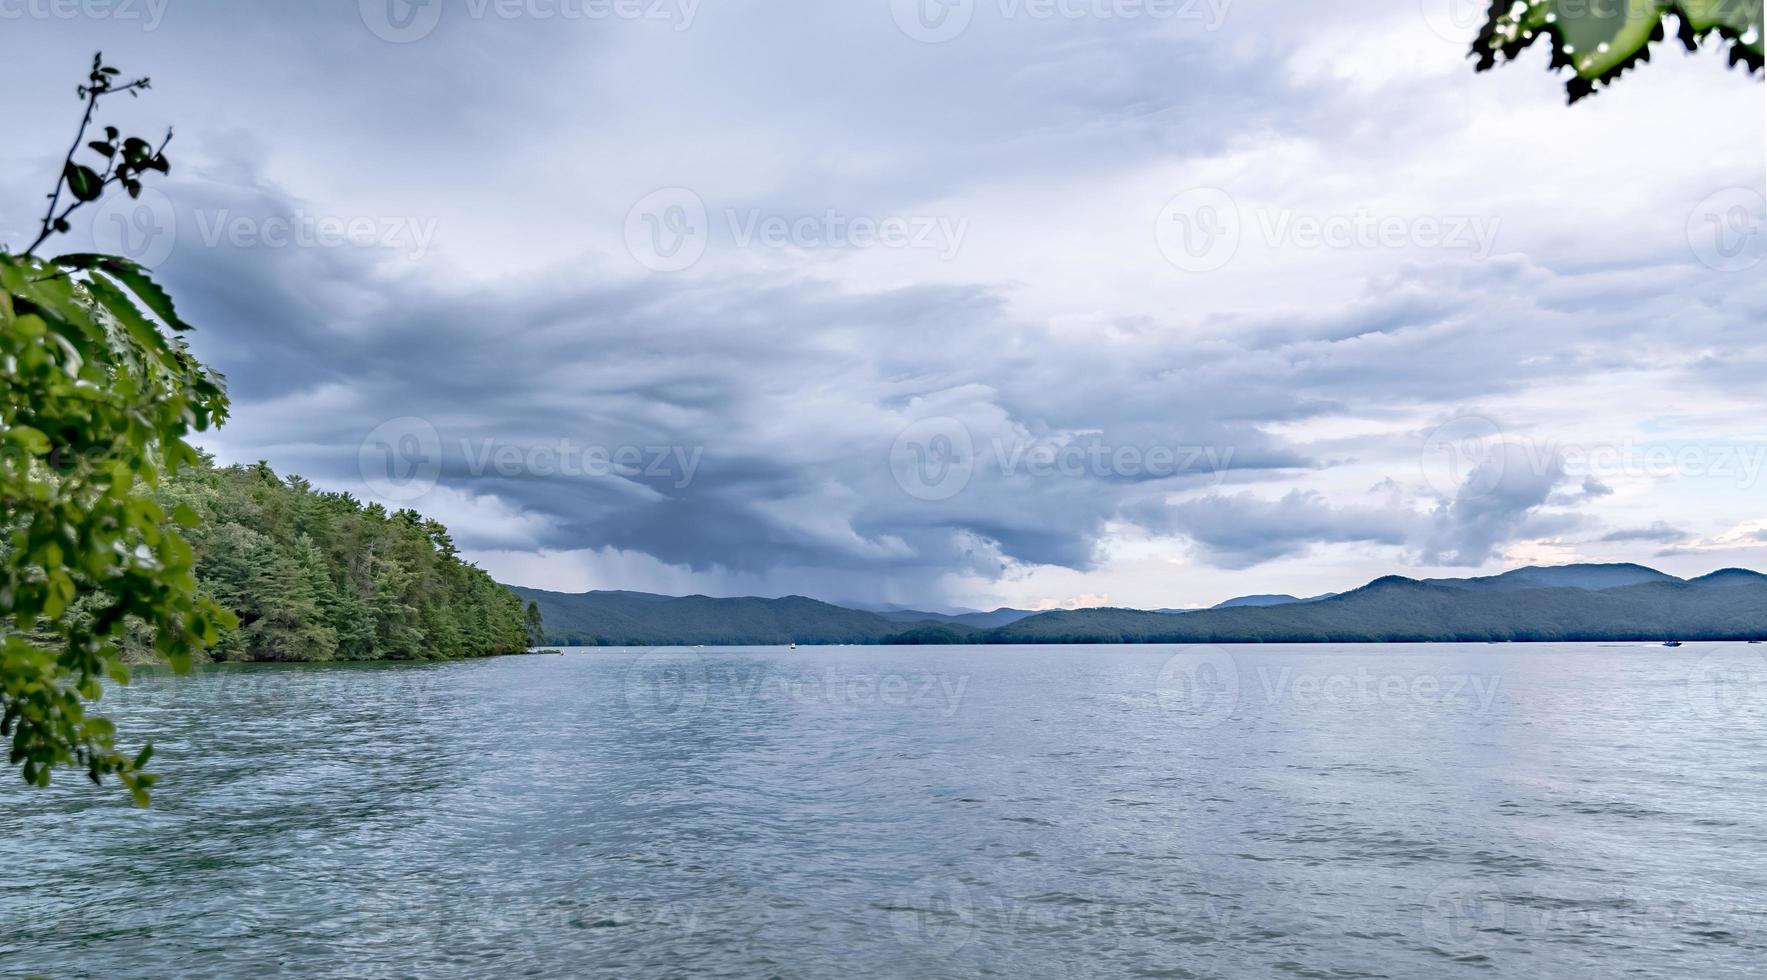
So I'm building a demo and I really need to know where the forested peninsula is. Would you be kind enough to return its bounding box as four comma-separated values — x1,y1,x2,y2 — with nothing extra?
125,457,531,662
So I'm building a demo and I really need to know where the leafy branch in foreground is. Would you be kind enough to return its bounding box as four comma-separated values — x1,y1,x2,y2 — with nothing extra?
24,52,171,257
3,56,229,805
1473,0,1764,102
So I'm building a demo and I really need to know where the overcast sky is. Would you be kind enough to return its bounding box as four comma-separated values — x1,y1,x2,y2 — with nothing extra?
3,0,1764,611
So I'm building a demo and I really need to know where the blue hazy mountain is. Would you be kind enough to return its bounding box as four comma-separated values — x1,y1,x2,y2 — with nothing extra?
868,607,1037,629
1209,592,1339,610
1420,562,1678,591
991,567,1765,644
512,564,1765,646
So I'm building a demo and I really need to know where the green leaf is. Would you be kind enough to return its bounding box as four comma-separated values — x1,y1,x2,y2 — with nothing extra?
7,427,51,454
1474,0,1764,102
64,162,104,202
84,273,175,360
54,255,191,331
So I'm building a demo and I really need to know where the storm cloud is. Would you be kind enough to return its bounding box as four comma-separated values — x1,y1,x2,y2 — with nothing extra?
2,0,1762,608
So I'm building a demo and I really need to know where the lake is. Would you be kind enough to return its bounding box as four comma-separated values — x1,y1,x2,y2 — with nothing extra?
4,643,1766,978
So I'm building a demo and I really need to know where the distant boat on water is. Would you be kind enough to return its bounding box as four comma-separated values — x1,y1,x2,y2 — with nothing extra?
1663,640,1683,648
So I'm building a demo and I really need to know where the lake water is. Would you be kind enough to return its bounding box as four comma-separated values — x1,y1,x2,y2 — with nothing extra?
4,643,1766,978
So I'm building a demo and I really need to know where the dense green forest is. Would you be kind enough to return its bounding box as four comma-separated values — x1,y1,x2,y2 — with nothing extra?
509,587,919,647
114,457,532,663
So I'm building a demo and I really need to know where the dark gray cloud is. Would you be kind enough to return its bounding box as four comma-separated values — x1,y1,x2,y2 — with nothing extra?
3,0,1761,606
1132,490,1415,569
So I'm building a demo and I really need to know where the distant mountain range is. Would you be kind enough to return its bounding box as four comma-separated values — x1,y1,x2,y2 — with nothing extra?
511,563,1767,646
867,607,1038,630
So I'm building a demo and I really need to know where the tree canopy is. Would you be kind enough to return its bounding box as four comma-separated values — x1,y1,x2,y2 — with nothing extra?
1474,0,1764,102
2,57,226,803
3,56,529,803
161,457,529,664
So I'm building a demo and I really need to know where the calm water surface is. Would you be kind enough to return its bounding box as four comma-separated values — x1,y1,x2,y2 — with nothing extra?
4,643,1766,978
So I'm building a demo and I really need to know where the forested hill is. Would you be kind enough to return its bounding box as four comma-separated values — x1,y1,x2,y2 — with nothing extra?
514,565,1767,646
508,587,923,646
987,572,1767,644
140,457,530,662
